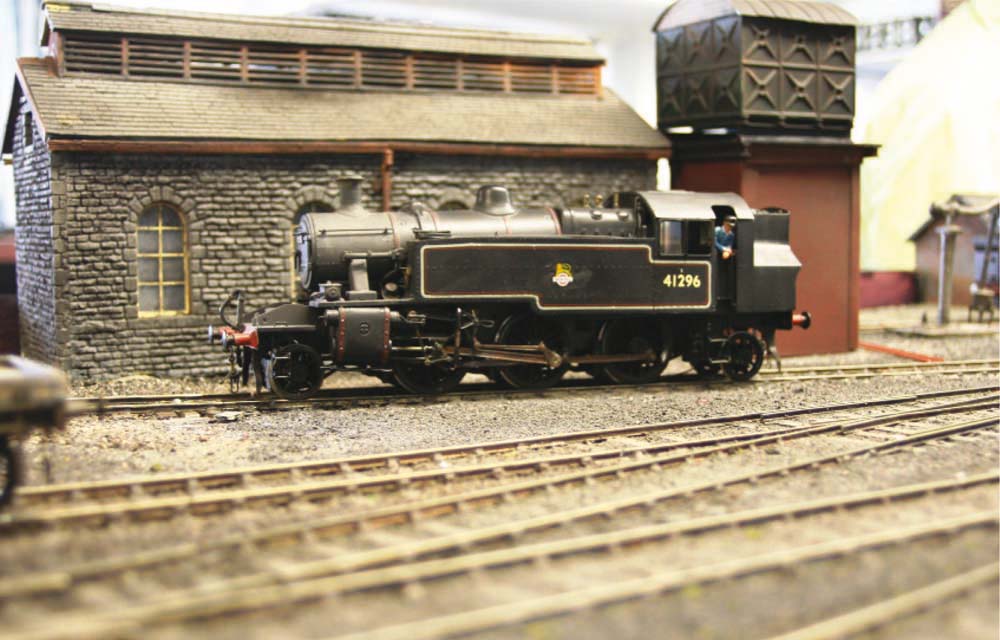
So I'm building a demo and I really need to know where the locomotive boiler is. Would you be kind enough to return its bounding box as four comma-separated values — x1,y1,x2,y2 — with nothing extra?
211,177,810,398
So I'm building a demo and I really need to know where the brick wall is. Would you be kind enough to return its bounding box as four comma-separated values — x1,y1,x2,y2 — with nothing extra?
39,152,654,378
12,98,58,364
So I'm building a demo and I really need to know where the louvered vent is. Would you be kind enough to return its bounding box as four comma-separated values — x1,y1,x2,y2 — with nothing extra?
62,34,121,74
362,51,407,88
189,41,241,81
510,64,555,93
461,61,505,92
557,67,599,95
61,32,601,97
128,38,184,78
306,49,356,88
247,45,303,85
412,56,458,90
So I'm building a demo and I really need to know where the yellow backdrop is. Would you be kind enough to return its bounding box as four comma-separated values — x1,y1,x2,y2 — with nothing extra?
858,0,1000,271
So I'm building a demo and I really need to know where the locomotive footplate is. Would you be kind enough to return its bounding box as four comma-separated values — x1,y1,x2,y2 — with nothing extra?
416,240,712,312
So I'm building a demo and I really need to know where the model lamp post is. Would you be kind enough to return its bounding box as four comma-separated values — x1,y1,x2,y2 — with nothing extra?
928,195,1000,325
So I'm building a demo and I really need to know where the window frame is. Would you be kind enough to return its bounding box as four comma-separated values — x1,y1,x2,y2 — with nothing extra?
658,220,683,257
136,203,190,318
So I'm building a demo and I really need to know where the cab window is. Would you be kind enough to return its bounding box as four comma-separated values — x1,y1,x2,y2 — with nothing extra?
659,220,713,256
686,221,713,255
658,221,682,256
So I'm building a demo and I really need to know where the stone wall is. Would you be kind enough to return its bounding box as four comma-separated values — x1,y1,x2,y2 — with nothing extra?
11,98,58,364
44,152,655,378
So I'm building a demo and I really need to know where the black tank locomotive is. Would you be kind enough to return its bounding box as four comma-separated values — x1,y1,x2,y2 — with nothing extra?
211,178,810,398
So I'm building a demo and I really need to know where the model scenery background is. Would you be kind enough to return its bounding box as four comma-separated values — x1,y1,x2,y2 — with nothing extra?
0,0,997,373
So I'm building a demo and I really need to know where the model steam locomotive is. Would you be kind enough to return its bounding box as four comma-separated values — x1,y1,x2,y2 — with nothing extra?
210,177,810,399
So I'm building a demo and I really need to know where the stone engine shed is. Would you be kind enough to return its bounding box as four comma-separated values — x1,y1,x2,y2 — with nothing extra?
2,1,667,378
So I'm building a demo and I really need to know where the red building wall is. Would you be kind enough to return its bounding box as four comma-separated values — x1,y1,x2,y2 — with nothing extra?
0,231,18,354
671,136,876,356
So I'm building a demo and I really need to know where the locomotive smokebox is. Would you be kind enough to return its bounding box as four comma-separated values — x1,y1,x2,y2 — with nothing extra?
295,182,561,293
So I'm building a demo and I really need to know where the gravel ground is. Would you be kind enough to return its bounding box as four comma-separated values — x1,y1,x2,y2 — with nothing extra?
26,366,999,485
5,305,998,639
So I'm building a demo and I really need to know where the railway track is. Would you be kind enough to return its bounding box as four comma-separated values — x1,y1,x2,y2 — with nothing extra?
325,515,998,640
19,384,997,509
7,490,996,639
66,358,999,416
5,389,996,532
0,393,995,605
766,562,999,640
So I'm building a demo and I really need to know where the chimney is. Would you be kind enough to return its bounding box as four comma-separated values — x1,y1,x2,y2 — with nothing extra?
337,176,364,213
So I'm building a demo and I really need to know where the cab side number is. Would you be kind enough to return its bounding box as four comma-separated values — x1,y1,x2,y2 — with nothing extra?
662,273,702,288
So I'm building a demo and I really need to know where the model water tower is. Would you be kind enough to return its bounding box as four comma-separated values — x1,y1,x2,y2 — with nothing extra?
654,0,877,356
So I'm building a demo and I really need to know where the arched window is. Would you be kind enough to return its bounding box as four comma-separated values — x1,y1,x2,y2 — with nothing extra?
291,201,334,297
137,203,188,316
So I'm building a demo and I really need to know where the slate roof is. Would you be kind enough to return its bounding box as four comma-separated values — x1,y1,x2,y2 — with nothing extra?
653,0,857,31
43,1,603,62
5,58,668,151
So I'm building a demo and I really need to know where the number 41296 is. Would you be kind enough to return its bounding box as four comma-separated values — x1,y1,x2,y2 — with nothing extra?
662,273,702,288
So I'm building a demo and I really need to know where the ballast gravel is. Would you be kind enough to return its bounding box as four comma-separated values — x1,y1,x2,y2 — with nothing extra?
5,305,997,639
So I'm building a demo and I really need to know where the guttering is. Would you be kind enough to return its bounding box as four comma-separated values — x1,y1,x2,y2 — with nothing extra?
45,139,670,161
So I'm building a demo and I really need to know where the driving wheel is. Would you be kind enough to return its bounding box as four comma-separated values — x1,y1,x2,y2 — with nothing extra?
692,359,721,378
598,319,668,384
723,331,765,381
393,362,466,395
265,343,323,400
495,314,568,389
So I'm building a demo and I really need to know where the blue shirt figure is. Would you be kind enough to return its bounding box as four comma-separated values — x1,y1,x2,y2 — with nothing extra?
715,218,736,259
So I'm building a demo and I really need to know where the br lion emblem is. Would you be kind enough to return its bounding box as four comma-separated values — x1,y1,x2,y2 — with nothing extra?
552,263,574,287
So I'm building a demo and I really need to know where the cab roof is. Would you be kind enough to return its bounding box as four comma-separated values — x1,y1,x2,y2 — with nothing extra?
635,191,753,221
